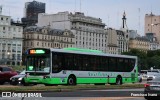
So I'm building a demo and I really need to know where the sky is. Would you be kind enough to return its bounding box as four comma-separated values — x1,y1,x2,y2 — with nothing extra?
1,0,160,36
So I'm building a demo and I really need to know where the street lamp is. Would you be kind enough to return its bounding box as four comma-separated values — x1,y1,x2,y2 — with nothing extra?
7,52,10,65
20,60,22,66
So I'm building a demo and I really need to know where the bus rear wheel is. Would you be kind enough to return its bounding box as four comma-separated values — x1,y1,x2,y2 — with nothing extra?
116,76,122,85
67,76,76,85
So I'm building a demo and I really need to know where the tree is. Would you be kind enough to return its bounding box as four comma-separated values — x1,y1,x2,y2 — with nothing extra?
147,55,160,69
122,49,148,70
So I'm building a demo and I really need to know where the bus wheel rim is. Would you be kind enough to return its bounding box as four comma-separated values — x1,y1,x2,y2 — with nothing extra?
69,78,73,84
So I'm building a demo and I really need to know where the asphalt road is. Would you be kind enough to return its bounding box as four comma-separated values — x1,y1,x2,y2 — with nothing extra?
0,80,148,100
0,88,147,100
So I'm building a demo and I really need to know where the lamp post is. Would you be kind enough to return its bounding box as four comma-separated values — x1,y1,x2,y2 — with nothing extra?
20,60,22,66
7,52,10,65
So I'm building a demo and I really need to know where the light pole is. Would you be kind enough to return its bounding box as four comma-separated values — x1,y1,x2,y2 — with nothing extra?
20,60,22,66
7,52,10,65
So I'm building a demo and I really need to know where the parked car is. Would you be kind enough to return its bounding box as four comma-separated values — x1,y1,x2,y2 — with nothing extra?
144,77,160,100
10,70,25,85
147,70,160,81
0,65,18,85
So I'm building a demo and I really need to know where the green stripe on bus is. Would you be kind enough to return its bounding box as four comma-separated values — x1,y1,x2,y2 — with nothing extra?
42,77,137,84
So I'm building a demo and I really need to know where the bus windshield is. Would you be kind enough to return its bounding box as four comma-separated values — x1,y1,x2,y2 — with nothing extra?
26,56,50,73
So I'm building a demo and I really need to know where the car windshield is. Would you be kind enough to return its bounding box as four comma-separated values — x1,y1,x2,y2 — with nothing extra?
20,70,25,75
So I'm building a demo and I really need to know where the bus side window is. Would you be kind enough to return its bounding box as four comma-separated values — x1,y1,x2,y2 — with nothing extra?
108,57,116,71
52,53,62,72
127,59,135,72
117,58,124,72
123,59,128,72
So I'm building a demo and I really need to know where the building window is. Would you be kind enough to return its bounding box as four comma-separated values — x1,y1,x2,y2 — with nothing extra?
1,17,3,20
31,42,33,46
3,27,5,30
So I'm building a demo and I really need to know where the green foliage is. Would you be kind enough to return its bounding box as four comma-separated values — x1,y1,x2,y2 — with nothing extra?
147,55,160,68
11,66,25,71
122,49,160,70
147,50,160,57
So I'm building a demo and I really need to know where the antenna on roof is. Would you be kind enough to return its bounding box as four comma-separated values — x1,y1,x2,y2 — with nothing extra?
80,0,81,12
0,5,2,15
117,11,119,28
138,8,141,35
74,0,77,13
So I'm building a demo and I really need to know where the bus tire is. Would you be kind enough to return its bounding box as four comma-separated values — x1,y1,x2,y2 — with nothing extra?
67,75,76,85
116,76,122,85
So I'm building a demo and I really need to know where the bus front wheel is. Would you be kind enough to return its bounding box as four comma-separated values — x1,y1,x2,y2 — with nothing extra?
67,76,76,85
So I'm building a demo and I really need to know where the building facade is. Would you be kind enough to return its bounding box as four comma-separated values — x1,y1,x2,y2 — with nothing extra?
149,41,159,50
116,30,129,54
106,28,118,54
21,1,45,27
106,28,129,54
106,12,129,54
37,12,108,52
145,13,160,43
129,37,150,52
23,26,75,53
128,30,140,39
0,14,23,66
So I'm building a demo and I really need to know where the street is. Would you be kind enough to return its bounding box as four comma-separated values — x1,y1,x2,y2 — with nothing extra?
0,88,147,100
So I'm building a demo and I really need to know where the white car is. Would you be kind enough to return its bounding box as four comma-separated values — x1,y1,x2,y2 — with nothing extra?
146,70,160,81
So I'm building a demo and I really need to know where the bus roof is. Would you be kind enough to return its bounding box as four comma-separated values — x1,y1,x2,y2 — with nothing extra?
50,48,137,59
63,48,103,53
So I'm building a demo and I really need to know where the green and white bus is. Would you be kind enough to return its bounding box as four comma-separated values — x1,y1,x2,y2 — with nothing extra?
24,48,138,86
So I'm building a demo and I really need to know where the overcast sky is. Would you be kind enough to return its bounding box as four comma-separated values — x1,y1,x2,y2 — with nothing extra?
1,0,160,35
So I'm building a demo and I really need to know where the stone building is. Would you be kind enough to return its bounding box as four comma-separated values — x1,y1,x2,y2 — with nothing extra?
0,14,23,65
23,26,75,53
37,12,108,53
129,37,150,52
